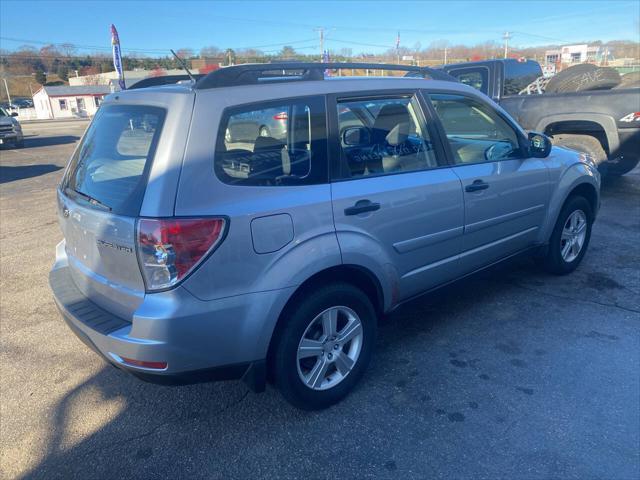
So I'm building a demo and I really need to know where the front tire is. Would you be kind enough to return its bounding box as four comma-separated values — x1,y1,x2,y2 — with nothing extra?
274,283,377,410
542,196,593,275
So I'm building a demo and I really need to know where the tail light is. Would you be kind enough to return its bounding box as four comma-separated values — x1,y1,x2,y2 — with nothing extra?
137,217,226,291
273,111,288,121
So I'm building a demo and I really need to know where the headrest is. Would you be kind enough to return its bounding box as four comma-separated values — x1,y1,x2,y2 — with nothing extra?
372,104,411,144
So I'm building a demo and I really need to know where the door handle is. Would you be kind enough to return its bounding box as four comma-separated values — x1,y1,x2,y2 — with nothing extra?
465,179,489,192
344,200,381,216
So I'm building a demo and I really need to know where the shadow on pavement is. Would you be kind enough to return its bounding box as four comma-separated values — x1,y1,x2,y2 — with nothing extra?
23,135,80,148
0,164,62,183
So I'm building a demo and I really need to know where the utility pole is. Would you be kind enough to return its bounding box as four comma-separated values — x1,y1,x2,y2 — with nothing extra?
503,31,512,59
2,78,11,105
444,47,448,65
315,27,325,61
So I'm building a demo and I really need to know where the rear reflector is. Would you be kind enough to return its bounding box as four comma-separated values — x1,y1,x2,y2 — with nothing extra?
121,357,168,370
137,217,226,291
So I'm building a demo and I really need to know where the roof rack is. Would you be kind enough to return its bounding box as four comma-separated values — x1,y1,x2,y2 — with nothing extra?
194,62,456,89
128,74,204,90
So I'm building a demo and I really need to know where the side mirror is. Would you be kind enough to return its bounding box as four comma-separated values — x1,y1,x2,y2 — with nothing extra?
528,132,551,158
10,112,18,117
342,126,370,147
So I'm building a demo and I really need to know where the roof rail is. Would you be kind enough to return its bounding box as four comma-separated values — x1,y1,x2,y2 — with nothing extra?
194,62,456,89
128,74,204,90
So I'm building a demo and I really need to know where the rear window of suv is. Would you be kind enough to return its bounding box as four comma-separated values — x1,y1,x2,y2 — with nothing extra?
63,104,165,216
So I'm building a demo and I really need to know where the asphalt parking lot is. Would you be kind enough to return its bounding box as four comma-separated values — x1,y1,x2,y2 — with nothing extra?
1,120,638,480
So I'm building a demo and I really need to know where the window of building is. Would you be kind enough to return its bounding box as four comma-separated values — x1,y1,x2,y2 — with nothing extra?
429,93,523,164
76,98,85,110
215,96,327,186
94,96,102,108
59,99,67,110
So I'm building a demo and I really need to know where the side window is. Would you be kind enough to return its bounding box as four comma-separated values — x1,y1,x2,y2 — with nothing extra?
335,95,438,179
448,68,489,95
429,93,522,164
215,97,327,186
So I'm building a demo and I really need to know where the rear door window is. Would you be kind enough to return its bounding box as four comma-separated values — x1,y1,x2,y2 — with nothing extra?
334,95,438,179
215,96,328,186
63,104,165,216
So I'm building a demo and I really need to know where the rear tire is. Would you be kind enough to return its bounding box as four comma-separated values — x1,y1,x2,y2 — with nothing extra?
542,196,593,275
273,283,377,410
614,71,640,89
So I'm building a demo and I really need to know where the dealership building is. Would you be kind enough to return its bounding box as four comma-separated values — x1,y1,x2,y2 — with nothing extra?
544,44,612,65
32,85,111,119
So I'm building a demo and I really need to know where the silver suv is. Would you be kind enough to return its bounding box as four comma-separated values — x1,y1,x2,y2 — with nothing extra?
50,63,600,409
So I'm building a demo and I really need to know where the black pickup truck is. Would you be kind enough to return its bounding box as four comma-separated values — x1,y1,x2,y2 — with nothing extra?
439,59,640,176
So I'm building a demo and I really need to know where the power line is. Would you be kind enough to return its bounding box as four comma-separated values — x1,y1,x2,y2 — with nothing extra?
0,36,321,55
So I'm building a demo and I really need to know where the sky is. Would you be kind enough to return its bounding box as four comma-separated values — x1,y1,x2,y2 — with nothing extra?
1,0,639,56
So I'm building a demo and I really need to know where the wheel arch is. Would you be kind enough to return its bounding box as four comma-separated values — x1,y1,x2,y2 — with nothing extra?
265,264,385,378
536,113,619,157
542,168,600,242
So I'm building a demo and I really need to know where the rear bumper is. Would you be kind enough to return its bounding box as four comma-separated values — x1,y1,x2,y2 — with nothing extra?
49,258,292,389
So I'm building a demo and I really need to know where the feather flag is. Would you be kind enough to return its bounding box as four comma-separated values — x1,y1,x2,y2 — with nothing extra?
110,24,126,90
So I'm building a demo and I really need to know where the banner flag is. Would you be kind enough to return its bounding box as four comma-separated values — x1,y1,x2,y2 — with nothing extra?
110,24,126,90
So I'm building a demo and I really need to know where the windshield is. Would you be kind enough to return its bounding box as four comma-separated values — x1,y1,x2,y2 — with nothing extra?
62,104,166,216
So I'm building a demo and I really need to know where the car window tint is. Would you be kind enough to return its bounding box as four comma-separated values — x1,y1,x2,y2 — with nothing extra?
215,97,327,186
503,60,543,96
335,96,437,180
429,93,522,164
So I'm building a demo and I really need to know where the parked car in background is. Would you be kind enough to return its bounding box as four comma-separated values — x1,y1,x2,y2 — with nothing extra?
0,106,24,148
12,98,34,109
50,63,600,410
435,59,640,176
225,107,289,143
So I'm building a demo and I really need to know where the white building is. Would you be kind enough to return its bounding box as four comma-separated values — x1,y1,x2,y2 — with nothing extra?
69,69,187,88
545,44,612,65
32,85,111,120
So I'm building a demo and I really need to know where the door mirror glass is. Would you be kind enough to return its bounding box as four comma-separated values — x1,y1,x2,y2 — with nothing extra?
11,112,18,117
528,132,552,158
342,126,370,147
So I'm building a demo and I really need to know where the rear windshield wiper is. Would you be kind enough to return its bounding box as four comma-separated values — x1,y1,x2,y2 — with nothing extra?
65,188,112,212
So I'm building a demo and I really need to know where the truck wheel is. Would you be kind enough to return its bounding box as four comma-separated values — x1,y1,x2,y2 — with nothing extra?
542,196,593,275
546,65,620,93
273,282,377,410
607,157,639,176
545,64,597,93
552,134,607,165
614,71,640,89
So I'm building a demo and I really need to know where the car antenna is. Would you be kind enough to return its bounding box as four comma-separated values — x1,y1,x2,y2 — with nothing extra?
170,49,196,83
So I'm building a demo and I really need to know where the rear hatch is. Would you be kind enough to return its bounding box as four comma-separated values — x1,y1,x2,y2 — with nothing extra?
58,104,166,319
